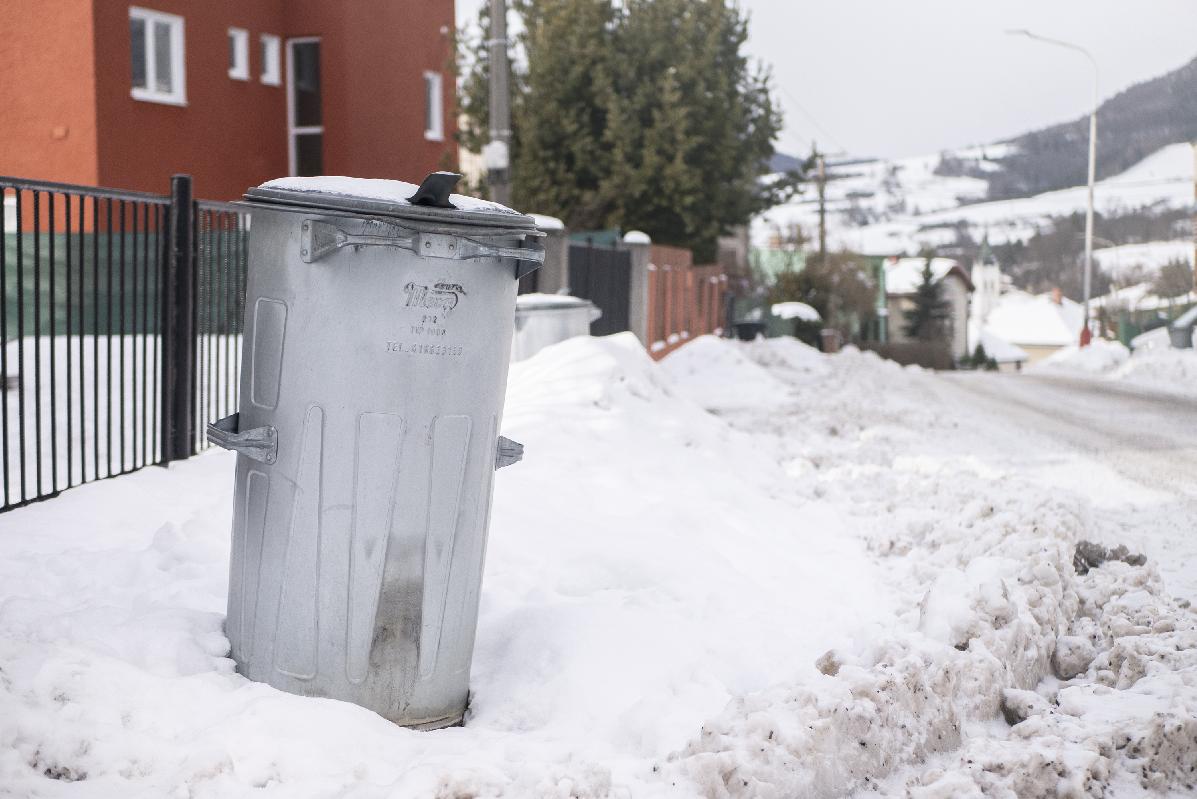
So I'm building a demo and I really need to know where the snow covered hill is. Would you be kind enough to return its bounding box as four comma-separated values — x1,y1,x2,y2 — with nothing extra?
1094,239,1195,281
755,142,1195,257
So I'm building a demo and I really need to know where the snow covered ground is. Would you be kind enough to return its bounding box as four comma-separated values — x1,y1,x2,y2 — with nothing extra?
1036,340,1197,400
2,334,1195,797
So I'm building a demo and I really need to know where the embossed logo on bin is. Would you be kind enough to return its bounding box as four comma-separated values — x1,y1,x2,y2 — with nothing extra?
404,281,466,314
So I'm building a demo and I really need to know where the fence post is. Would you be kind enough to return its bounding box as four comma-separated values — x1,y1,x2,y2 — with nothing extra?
160,174,196,465
620,232,652,346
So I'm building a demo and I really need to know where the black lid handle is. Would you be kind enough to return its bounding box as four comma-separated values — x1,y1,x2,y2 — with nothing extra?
407,171,462,209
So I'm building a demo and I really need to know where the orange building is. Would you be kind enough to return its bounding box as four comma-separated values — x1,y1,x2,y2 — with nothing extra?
0,0,457,200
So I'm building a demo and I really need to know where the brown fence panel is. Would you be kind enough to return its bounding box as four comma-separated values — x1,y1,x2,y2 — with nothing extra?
645,244,726,360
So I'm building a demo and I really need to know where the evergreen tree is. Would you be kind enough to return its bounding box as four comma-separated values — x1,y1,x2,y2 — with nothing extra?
903,257,951,341
967,343,998,371
511,0,617,229
970,343,987,368
600,0,788,260
457,0,799,259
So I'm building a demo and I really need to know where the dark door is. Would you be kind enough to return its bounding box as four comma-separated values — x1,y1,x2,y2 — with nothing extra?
568,242,632,335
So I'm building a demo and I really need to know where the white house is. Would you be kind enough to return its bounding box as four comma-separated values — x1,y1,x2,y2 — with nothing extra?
984,289,1084,364
884,256,973,361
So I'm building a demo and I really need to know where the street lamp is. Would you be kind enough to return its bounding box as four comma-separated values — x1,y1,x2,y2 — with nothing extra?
1007,28,1098,346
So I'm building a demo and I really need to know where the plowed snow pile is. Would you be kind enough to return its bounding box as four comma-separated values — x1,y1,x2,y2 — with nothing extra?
1112,347,1197,399
1035,339,1197,399
1,334,1193,798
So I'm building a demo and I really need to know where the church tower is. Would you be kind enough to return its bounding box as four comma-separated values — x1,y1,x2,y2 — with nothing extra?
969,234,1004,351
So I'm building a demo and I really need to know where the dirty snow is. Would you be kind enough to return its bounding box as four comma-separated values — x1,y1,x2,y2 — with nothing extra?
1,334,1195,797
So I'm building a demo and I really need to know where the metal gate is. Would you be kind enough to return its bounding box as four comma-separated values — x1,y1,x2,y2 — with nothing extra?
568,241,631,335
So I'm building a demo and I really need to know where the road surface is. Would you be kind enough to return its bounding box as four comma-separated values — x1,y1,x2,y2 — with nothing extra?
940,371,1197,600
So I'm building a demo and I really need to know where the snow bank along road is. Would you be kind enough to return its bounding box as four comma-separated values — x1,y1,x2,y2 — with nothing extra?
944,371,1197,600
1,335,1195,797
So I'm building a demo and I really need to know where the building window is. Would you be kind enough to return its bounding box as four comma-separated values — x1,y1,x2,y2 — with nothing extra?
424,71,443,141
287,38,323,175
129,6,186,105
228,27,249,80
260,34,281,86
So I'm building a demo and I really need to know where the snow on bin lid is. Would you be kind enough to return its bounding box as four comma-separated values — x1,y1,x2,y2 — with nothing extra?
245,175,538,230
771,301,821,322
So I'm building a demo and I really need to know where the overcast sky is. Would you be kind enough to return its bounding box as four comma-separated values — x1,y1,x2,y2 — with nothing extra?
455,0,1197,160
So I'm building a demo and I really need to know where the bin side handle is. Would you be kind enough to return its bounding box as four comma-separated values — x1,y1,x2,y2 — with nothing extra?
302,220,546,269
495,436,523,469
206,413,278,465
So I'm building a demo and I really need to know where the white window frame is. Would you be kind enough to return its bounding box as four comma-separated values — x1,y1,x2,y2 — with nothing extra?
228,27,249,80
423,71,444,141
260,34,281,86
129,6,187,106
286,37,322,176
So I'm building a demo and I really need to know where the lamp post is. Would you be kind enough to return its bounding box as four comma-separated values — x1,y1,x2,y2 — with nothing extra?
1007,29,1098,346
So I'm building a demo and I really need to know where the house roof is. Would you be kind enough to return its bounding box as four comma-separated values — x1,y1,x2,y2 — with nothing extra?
884,257,974,295
978,328,1029,363
985,291,1083,347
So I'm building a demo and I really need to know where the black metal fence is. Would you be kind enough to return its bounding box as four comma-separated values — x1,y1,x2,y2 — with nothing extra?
194,200,247,456
568,241,632,335
0,174,247,512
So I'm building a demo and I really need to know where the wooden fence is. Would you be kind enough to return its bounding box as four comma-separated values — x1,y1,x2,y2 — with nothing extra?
646,244,726,360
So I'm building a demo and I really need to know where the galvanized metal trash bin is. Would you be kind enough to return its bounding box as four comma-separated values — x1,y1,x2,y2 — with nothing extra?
208,172,543,729
511,294,601,361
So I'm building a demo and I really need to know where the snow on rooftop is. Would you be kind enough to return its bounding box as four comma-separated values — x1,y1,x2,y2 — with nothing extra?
884,256,962,294
258,175,520,215
978,328,1028,363
985,291,1084,347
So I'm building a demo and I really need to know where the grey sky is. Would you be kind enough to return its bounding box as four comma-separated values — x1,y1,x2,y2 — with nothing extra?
455,0,1197,159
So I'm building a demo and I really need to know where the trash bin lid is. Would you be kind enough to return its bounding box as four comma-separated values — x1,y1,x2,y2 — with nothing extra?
515,293,595,312
1170,305,1197,330
243,174,539,232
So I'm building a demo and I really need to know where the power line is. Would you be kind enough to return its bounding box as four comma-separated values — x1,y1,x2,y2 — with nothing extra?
777,85,849,154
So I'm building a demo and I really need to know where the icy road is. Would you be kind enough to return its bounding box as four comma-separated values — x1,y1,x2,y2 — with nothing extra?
943,371,1197,600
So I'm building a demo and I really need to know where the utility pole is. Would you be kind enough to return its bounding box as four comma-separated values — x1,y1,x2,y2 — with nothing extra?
815,145,827,267
485,0,512,206
1192,141,1196,294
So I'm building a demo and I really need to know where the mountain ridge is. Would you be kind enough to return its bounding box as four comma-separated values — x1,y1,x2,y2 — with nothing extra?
943,54,1197,200
771,53,1197,203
